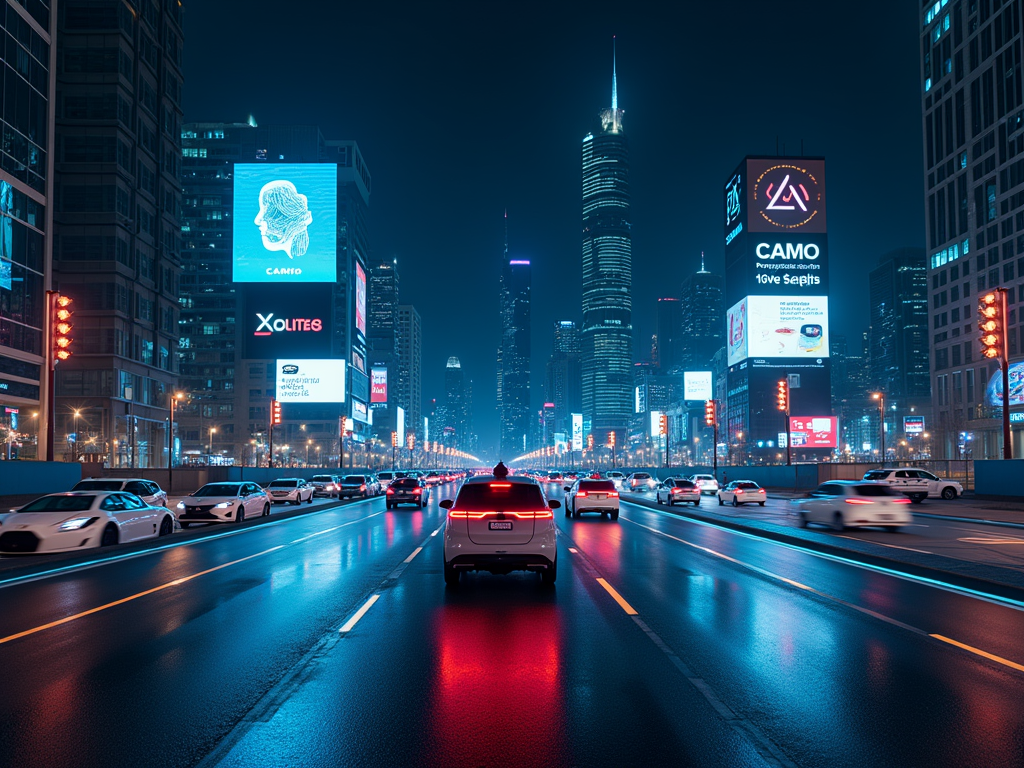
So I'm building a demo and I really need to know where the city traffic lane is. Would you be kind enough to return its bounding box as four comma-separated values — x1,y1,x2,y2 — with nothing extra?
0,499,445,768
610,501,1024,675
207,528,773,768
560,507,1024,768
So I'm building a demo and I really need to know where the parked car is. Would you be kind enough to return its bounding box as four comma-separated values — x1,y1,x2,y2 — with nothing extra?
176,482,270,527
309,474,342,498
690,474,719,495
625,472,656,491
861,468,963,502
266,478,315,505
386,477,429,508
656,478,701,506
563,478,620,519
717,480,766,507
338,474,379,499
71,478,168,508
0,492,176,553
797,481,912,531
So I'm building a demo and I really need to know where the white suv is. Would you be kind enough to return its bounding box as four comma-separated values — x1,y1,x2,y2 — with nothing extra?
441,476,560,586
862,468,963,502
266,478,314,505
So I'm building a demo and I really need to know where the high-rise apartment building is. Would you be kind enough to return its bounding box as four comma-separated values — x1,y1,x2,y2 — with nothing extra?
397,304,421,442
869,248,930,400
544,320,582,438
498,258,531,457
918,1,1024,457
0,0,55,460
581,44,633,446
679,259,725,372
53,0,184,467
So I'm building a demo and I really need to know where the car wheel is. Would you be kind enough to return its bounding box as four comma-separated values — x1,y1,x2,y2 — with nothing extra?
798,511,808,528
693,499,700,506
910,494,925,504
236,505,245,523
100,525,118,547
180,521,191,529
541,559,557,586
732,497,738,507
564,503,570,517
158,516,173,537
656,495,662,505
941,487,957,500
601,511,608,519
611,510,619,521
308,494,314,504
759,501,765,507
262,503,270,516
718,497,723,506
443,559,460,587
386,502,393,510
833,511,845,531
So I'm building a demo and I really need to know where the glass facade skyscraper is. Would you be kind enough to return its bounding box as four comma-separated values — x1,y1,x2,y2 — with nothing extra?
499,258,531,458
679,261,725,371
581,46,632,446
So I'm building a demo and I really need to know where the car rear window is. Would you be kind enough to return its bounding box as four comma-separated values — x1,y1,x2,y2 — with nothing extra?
674,480,696,488
853,484,901,497
72,480,123,491
579,480,615,491
311,475,333,482
393,478,420,489
268,480,298,488
454,483,547,511
862,471,889,481
20,495,96,512
344,476,366,483
736,482,760,489
633,473,650,479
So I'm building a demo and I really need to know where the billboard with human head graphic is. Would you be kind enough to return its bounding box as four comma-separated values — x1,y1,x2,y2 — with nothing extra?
233,164,337,282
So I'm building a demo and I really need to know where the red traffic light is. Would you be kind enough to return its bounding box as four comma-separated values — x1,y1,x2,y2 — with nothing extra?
271,399,282,425
704,400,716,427
391,432,398,447
979,290,1006,362
776,380,788,412
52,294,73,364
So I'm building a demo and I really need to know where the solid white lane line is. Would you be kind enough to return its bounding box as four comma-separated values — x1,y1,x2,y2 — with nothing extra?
338,594,380,633
834,534,934,555
403,546,423,563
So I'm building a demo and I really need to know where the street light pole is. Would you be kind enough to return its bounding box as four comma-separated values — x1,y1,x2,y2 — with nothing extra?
872,393,885,465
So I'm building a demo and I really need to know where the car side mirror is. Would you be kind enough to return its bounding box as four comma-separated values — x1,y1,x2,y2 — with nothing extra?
548,499,561,509
439,499,453,509
563,486,571,492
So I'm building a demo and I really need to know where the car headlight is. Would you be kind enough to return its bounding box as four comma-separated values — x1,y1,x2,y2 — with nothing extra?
58,517,98,531
213,502,233,509
176,501,185,510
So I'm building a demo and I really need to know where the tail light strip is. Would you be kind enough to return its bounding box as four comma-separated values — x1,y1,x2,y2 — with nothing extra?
448,509,554,519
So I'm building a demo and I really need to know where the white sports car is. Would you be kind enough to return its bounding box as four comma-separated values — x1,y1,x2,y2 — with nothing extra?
0,491,176,554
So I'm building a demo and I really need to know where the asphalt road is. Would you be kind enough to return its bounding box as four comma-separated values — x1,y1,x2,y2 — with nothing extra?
1,483,1023,768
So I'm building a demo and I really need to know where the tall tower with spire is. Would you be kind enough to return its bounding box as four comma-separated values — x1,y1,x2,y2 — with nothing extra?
581,37,632,447
680,254,725,371
498,212,532,458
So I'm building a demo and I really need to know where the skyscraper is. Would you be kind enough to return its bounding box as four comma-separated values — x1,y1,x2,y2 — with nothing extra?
581,39,633,446
0,0,55,460
444,356,468,450
53,1,184,467
397,304,421,442
368,260,400,440
679,257,725,371
544,321,582,438
869,248,930,400
498,255,531,458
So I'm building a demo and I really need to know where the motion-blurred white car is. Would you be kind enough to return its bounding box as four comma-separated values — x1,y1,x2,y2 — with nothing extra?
690,474,719,495
176,482,270,527
797,481,913,531
656,478,701,506
0,491,176,553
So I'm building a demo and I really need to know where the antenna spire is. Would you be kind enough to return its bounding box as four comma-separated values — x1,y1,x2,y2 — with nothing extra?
611,36,618,110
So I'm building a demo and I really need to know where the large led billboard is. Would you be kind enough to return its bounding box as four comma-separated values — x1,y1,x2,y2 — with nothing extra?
747,159,827,233
370,367,388,404
789,416,837,449
243,284,332,359
683,371,713,401
987,362,1024,406
275,359,346,403
571,413,584,451
729,296,828,364
727,298,748,366
355,262,367,337
233,164,338,283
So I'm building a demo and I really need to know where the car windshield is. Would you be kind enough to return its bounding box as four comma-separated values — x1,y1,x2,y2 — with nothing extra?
454,483,547,511
579,480,615,491
311,476,334,482
193,484,242,496
343,476,366,483
393,479,420,489
72,480,124,491
736,482,760,489
863,471,890,481
852,484,901,497
268,480,298,488
19,495,95,512
674,480,696,488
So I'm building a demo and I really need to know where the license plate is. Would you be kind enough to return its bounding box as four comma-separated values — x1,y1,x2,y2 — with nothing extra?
489,521,513,530
593,494,606,499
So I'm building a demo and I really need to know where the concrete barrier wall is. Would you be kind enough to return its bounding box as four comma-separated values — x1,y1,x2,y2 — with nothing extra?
973,459,1024,498
81,465,376,494
0,461,82,495
610,465,819,490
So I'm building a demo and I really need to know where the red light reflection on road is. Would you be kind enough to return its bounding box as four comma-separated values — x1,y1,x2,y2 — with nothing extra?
424,601,563,766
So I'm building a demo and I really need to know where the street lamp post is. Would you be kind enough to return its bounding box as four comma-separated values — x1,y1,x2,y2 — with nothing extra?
168,392,184,492
872,393,885,465
72,409,81,462
209,426,217,458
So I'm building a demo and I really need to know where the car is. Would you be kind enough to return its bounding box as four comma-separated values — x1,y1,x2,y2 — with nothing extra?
309,474,342,497
717,480,766,506
690,474,719,495
377,471,399,485
625,472,656,491
656,478,701,506
861,468,963,502
71,478,169,507
266,478,315,505
797,481,913,531
176,482,271,526
563,478,619,519
423,472,443,487
338,474,380,499
386,477,429,508
441,476,560,586
546,471,563,483
0,491,177,553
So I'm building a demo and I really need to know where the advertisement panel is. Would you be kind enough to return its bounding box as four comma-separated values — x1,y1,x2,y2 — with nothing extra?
747,159,826,233
275,359,346,403
683,371,713,401
904,416,925,434
987,362,1024,407
244,284,332,359
727,298,748,366
789,416,837,448
571,413,584,451
744,295,829,360
397,407,406,448
370,367,388,404
352,400,370,424
233,164,338,283
355,262,367,337
650,411,664,437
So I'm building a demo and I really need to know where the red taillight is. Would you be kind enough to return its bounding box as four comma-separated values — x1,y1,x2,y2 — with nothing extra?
845,498,873,505
892,498,911,504
576,491,587,498
735,489,743,494
386,489,394,495
360,484,366,491
609,492,619,497
413,488,422,494
490,483,512,488
448,509,553,519
672,488,682,493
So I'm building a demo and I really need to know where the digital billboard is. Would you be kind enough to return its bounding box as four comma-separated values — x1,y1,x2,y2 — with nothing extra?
987,362,1024,407
684,371,713,401
275,359,346,403
789,416,837,448
352,400,370,424
243,284,332,359
370,367,388,404
355,262,367,337
747,159,826,233
397,407,406,447
904,416,925,434
744,296,829,360
727,298,747,366
571,413,584,451
233,164,337,283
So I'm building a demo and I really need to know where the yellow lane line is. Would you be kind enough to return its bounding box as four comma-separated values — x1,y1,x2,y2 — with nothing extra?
596,577,638,615
930,634,1024,673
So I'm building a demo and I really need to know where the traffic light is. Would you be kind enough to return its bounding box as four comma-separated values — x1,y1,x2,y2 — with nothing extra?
271,399,282,425
53,294,73,364
979,291,1004,360
658,413,668,436
391,432,398,448
407,434,415,450
587,434,594,450
776,379,789,412
704,400,716,427
608,431,616,448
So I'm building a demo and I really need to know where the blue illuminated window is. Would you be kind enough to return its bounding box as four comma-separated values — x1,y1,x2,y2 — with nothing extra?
925,78,933,91
963,237,970,255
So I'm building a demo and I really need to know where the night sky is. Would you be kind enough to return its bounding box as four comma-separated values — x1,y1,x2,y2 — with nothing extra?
183,1,925,454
